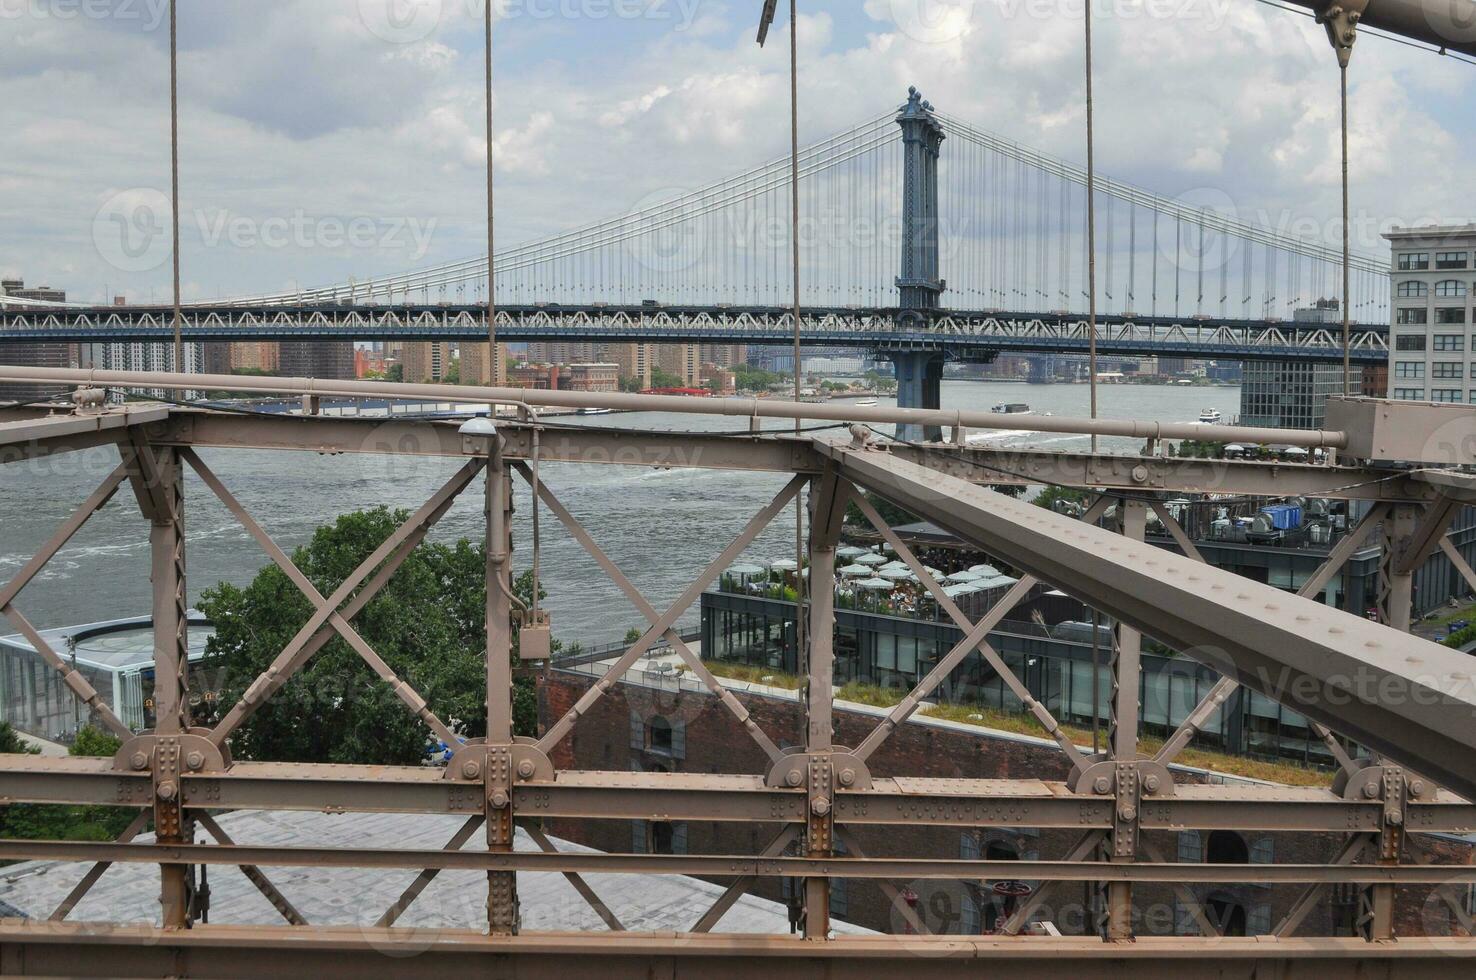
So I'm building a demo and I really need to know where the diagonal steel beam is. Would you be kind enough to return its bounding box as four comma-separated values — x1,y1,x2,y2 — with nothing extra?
1272,833,1373,937
0,461,128,611
194,811,308,926
182,449,459,747
816,439,1476,802
512,462,781,762
1140,838,1219,938
1396,496,1462,575
119,429,171,524
690,825,801,934
47,810,150,921
0,603,132,739
833,827,930,936
375,815,485,928
1148,500,1206,563
1152,506,1384,775
211,459,485,745
848,488,1069,764
520,821,625,932
537,476,805,754
999,830,1106,935
1440,537,1476,598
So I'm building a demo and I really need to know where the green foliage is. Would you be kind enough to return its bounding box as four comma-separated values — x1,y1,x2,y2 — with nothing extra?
732,365,786,391
386,363,405,383
70,726,122,759
624,627,644,645
650,367,686,389
1444,623,1476,648
844,491,919,530
1170,439,1225,460
200,508,537,766
0,724,135,843
1033,485,1090,514
0,722,37,755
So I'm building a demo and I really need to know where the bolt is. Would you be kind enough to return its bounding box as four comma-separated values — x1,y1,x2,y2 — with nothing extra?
1119,804,1137,822
1094,776,1111,795
838,768,856,787
785,769,803,787
1131,465,1149,484
811,797,831,817
1388,808,1404,827
1143,774,1161,794
517,759,536,780
461,761,482,780
185,751,205,771
1363,781,1380,799
130,752,149,771
156,780,178,801
490,790,509,809
1410,780,1426,799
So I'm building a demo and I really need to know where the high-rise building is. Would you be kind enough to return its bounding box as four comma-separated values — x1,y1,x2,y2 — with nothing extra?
1385,225,1476,404
1238,301,1362,430
528,342,600,365
655,344,700,387
607,343,653,389
0,279,73,402
402,342,456,383
278,342,355,380
460,342,507,385
230,342,280,374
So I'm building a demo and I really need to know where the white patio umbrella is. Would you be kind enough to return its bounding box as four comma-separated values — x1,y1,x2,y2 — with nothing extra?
856,577,894,591
856,553,888,567
944,570,984,584
839,564,873,578
880,568,916,582
770,559,799,572
837,546,868,560
968,564,1001,576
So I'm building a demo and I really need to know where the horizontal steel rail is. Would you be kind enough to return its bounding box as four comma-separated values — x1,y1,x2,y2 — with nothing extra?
0,366,1350,448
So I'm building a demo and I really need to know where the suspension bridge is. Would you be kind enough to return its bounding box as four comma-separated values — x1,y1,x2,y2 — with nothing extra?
3,89,1392,387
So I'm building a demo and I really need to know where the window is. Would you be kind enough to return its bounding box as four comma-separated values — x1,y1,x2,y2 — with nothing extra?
1436,280,1468,298
1434,363,1464,380
1436,335,1466,352
1178,830,1203,863
1433,389,1463,403
1395,361,1425,379
1393,388,1426,401
1398,253,1430,271
1437,252,1469,270
1397,280,1428,297
1397,308,1429,324
1395,334,1427,351
1436,307,1468,324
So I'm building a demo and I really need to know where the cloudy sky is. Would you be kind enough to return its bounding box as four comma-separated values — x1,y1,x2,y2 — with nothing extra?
2,0,1472,304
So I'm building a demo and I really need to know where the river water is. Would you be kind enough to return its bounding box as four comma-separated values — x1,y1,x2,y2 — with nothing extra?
1,381,1240,644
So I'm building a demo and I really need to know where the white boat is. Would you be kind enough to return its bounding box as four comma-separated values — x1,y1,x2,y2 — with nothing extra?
577,407,614,416
855,397,878,408
1196,408,1224,425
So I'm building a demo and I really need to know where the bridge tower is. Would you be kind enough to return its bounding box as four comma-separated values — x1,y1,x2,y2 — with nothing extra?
885,88,948,442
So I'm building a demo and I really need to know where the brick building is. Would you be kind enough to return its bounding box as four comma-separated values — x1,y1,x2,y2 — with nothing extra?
540,667,1475,939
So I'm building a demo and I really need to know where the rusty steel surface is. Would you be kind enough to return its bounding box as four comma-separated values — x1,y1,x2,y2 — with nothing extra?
1,404,1474,970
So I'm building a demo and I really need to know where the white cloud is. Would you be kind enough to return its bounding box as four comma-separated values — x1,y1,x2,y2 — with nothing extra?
0,0,1471,302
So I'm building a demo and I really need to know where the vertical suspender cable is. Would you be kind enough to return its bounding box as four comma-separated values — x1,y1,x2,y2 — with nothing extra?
485,0,497,383
788,0,807,688
169,0,182,372
1083,0,1099,449
1340,64,1352,395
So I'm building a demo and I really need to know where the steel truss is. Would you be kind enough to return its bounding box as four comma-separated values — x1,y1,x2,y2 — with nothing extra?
0,304,1390,364
2,399,1475,975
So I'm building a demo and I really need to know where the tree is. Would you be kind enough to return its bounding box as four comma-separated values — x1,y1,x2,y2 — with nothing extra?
1034,485,1090,514
650,367,685,389
845,491,918,529
386,363,405,383
0,721,37,756
199,508,538,766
